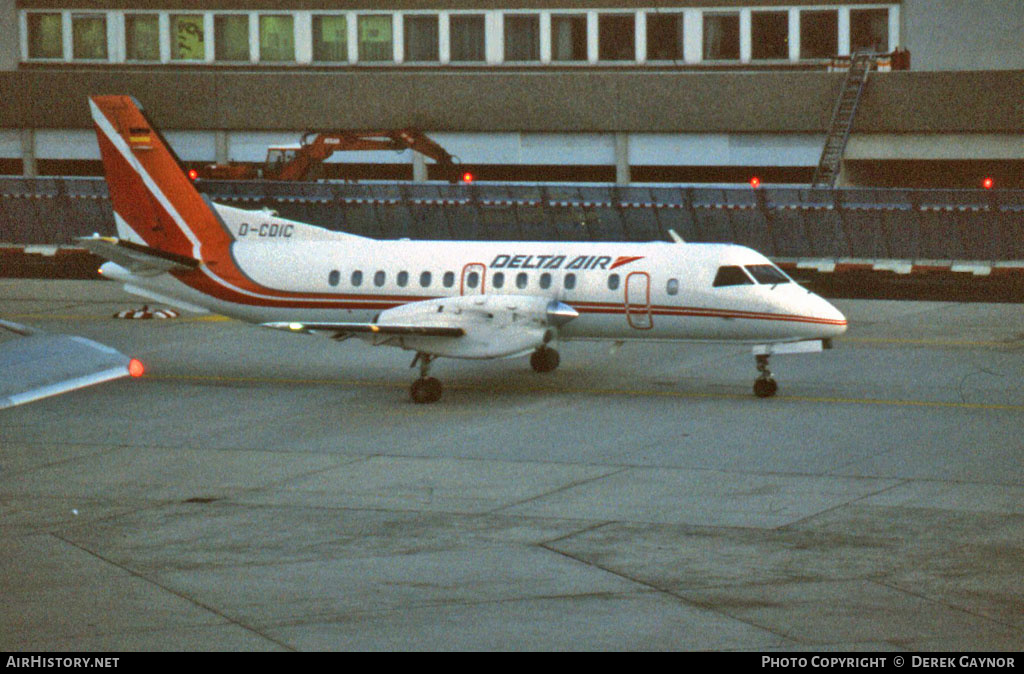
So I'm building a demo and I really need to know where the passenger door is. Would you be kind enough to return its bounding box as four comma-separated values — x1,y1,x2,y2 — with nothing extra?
625,271,653,330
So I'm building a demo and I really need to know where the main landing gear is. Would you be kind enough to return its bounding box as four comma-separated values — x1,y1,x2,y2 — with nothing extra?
410,353,443,404
530,346,560,373
753,354,779,398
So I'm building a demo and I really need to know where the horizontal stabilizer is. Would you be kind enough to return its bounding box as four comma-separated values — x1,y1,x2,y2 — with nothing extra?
262,321,465,338
0,319,135,409
78,235,200,276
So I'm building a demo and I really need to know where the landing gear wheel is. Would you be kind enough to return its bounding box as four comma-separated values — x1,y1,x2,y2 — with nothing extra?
410,376,443,404
530,347,560,373
753,354,778,398
753,377,778,398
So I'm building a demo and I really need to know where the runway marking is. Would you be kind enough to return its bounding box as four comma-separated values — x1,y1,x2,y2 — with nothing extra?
147,373,1024,412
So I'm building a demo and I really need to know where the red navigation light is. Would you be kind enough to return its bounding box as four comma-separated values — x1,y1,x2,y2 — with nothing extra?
187,168,199,181
128,358,145,378
749,176,761,189
461,172,474,183
982,177,994,190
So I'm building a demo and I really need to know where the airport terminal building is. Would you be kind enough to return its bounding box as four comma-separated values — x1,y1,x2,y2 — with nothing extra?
1,0,1023,187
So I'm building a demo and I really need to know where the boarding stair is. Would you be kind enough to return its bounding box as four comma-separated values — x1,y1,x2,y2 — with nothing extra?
811,51,875,188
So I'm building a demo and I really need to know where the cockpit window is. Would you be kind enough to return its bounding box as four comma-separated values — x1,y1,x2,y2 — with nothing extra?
745,264,791,285
712,265,754,287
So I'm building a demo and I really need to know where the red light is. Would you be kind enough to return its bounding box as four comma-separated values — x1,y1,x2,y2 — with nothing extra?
982,177,994,190
462,172,474,183
750,176,761,189
128,358,145,378
187,169,199,181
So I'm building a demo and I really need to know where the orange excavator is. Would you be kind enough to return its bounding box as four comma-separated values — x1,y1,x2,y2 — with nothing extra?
197,129,462,182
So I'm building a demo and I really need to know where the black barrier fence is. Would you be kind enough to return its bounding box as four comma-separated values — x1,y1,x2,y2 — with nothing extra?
2,177,1023,261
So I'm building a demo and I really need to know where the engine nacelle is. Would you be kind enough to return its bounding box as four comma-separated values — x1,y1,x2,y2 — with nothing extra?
372,294,576,359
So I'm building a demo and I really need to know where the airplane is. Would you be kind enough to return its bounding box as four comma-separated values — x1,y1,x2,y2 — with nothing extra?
0,318,143,410
80,95,847,404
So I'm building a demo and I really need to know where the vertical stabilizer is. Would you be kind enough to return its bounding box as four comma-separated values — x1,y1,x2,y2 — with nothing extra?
90,95,232,261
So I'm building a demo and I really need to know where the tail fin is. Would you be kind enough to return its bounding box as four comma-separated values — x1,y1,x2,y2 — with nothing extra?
90,96,231,260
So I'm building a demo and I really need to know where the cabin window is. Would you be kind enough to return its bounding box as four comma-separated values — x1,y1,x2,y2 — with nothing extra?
351,270,363,286
608,274,620,291
443,271,455,288
492,272,505,289
397,271,409,287
374,270,386,287
745,264,791,285
328,270,340,286
666,278,680,295
712,266,753,287
466,271,480,289
539,273,552,290
419,271,432,287
564,273,577,290
516,272,528,289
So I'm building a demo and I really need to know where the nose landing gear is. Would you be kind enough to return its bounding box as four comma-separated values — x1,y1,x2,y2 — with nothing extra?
753,354,778,398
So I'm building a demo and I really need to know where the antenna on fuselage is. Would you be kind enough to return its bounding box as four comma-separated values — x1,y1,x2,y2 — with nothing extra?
668,229,685,244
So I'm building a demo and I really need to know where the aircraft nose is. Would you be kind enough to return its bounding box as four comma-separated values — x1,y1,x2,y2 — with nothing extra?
814,295,848,338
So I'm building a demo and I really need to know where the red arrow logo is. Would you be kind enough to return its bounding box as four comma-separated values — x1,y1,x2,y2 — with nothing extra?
610,256,644,270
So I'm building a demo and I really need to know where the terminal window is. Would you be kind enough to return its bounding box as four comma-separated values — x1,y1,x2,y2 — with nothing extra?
752,11,788,60
313,15,347,62
450,14,485,62
800,10,838,59
215,15,249,62
27,13,62,59
851,8,889,52
504,14,540,61
703,13,739,60
260,15,294,62
552,14,587,62
404,15,439,62
646,13,683,61
170,14,205,61
359,15,393,61
125,14,159,61
598,14,635,61
72,15,107,60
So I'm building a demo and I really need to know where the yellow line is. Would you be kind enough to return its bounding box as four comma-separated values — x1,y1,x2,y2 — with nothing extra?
147,373,1024,412
840,336,1020,348
4,313,231,322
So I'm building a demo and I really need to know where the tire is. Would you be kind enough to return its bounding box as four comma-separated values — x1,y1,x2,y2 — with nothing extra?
753,377,778,398
411,377,443,403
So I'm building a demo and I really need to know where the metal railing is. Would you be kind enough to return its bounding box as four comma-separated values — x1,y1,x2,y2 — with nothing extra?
2,177,1022,262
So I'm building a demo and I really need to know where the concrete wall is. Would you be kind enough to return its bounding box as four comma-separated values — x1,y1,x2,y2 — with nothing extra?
901,0,1024,71
0,0,17,70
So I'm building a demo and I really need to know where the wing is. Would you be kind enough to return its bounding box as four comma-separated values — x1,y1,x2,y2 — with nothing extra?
0,320,139,409
262,294,578,359
262,321,465,338
78,235,200,277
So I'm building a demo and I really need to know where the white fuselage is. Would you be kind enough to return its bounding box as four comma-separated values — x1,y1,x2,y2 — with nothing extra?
106,203,847,349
